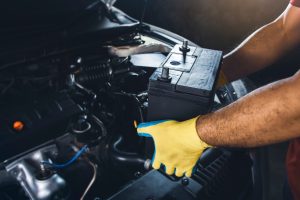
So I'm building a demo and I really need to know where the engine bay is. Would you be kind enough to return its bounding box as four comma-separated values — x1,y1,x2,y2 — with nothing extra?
0,5,255,200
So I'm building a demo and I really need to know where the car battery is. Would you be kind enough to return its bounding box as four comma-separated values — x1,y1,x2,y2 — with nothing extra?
147,41,223,121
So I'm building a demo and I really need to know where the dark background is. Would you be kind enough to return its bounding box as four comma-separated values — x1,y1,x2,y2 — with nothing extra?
116,0,300,85
116,0,289,52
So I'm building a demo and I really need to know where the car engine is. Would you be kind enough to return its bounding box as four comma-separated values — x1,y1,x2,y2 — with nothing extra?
0,2,255,200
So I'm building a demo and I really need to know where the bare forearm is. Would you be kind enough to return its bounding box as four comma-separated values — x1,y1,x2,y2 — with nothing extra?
197,72,300,148
222,20,286,81
222,5,300,82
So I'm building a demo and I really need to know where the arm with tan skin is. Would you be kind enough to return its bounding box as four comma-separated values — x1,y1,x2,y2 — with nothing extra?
198,71,300,148
137,4,300,177
197,4,300,147
222,4,300,82
137,73,300,176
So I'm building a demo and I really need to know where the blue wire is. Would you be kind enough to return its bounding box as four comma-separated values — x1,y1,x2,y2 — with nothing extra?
41,145,88,169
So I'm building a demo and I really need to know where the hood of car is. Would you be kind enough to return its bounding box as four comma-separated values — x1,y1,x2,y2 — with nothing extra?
0,0,140,68
1,0,104,27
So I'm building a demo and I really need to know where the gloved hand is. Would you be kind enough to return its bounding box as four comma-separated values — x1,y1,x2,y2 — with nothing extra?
137,117,211,177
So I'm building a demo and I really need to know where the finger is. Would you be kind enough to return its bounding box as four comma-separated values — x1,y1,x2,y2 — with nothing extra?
152,159,162,170
137,120,169,129
165,165,175,175
137,120,173,137
185,169,193,177
137,126,155,137
175,168,185,177
136,131,153,138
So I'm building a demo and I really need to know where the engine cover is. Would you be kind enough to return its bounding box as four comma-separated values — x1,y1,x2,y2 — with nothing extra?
108,148,252,200
0,92,82,162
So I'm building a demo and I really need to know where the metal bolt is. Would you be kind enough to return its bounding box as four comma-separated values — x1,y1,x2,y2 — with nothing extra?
181,177,189,186
220,92,228,99
158,67,172,82
182,40,188,49
77,57,83,64
161,67,169,79
179,40,190,64
134,171,142,178
144,159,152,170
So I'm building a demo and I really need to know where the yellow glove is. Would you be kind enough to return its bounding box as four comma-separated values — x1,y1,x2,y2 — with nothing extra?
137,117,211,177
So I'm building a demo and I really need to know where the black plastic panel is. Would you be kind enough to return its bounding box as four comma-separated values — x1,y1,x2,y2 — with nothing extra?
0,92,82,162
109,149,253,200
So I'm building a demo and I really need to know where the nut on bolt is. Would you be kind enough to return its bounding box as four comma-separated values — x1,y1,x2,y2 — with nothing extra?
179,40,191,63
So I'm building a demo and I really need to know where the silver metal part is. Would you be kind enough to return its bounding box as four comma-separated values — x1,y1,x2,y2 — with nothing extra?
180,40,190,63
102,0,117,10
144,159,152,170
77,57,83,64
72,121,92,134
80,160,98,200
171,44,196,55
182,40,188,49
161,67,170,80
5,145,68,200
231,80,249,98
66,74,76,87
164,54,196,72
157,66,172,82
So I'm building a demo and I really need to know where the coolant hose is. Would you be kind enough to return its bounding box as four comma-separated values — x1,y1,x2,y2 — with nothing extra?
109,136,147,170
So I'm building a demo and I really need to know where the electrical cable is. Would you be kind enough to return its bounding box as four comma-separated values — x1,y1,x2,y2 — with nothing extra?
41,145,88,169
80,160,97,200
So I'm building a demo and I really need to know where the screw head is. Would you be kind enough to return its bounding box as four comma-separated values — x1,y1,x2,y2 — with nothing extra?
181,177,189,186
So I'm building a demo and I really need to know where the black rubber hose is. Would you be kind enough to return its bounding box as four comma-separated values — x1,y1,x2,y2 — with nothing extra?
109,136,146,170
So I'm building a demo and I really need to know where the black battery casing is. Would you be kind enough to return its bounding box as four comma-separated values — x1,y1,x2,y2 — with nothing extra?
147,44,223,121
